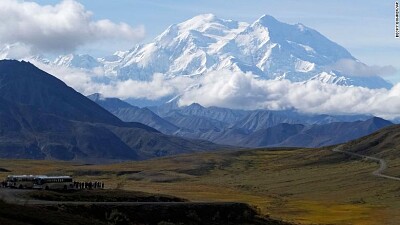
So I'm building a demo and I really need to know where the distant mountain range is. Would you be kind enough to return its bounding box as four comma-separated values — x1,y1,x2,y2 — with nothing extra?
87,93,180,134
0,14,392,93
0,60,219,161
89,94,393,148
0,59,393,162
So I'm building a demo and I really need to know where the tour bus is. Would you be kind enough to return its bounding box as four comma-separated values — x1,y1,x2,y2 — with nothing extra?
33,176,74,190
6,175,37,189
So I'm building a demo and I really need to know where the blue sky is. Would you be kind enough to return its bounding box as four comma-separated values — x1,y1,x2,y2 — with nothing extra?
22,0,400,83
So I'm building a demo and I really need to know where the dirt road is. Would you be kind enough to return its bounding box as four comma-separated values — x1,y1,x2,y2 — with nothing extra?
333,147,400,181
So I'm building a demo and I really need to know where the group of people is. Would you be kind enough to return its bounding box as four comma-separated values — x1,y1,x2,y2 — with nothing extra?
1,181,7,188
73,181,104,190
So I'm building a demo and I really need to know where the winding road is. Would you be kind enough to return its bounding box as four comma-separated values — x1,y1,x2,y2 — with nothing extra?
333,147,400,181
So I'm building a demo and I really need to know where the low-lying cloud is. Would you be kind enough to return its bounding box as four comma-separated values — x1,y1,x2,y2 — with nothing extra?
34,61,194,100
329,59,397,77
178,70,400,119
32,60,400,120
0,0,145,53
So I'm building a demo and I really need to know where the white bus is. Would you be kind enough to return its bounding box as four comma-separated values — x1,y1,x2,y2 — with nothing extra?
6,175,37,189
33,176,74,190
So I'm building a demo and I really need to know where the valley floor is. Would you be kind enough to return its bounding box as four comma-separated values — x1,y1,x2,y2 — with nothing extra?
1,147,400,225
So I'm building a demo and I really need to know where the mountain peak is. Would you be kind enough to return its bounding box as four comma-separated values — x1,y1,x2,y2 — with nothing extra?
192,13,218,21
367,116,393,126
0,59,124,125
88,93,137,111
175,13,246,36
188,102,204,109
87,93,105,101
256,14,279,24
179,13,221,29
254,15,307,32
296,23,307,32
54,53,101,69
0,59,37,74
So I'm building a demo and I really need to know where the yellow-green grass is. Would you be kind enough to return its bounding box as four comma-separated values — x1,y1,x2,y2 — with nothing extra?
1,147,399,225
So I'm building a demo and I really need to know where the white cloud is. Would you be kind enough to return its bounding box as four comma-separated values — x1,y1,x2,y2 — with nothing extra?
0,43,33,59
328,59,397,77
95,74,194,100
0,0,145,53
178,70,400,120
32,60,194,100
30,60,400,120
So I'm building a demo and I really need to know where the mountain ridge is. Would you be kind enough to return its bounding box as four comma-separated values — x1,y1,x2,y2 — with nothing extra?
0,14,392,90
0,60,220,161
89,95,393,148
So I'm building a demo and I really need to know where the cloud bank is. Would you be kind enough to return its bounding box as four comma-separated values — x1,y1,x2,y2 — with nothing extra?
178,70,400,119
34,62,193,100
32,60,400,120
328,59,397,77
0,0,145,53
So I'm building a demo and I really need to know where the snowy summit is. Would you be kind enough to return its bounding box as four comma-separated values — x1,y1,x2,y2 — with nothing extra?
0,14,392,89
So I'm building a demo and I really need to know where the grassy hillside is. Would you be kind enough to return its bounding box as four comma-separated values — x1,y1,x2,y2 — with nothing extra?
1,146,400,224
341,124,400,175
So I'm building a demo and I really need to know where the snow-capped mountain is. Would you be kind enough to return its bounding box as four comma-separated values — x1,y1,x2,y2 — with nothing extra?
96,14,391,89
0,14,392,89
53,54,102,69
0,43,31,59
0,43,50,64
310,71,393,89
112,14,248,80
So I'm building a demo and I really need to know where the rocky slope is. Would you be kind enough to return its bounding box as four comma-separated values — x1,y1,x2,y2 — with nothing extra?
0,60,219,161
